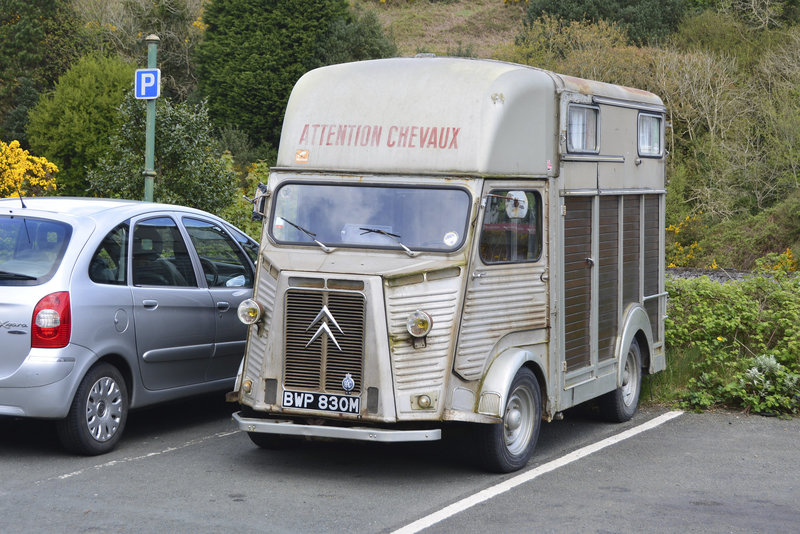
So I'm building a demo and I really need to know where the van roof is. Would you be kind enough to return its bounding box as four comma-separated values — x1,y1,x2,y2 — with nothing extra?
277,57,663,176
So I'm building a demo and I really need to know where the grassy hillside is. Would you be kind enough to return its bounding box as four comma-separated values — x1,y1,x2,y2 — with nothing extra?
353,0,523,58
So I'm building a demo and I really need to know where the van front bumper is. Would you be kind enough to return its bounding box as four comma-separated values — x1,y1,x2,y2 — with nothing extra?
232,411,441,442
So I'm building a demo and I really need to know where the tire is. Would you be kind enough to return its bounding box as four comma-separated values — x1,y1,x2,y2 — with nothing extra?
477,367,542,473
599,338,642,423
57,363,129,455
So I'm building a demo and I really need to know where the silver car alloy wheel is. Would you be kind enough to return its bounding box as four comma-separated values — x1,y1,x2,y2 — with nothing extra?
85,376,124,442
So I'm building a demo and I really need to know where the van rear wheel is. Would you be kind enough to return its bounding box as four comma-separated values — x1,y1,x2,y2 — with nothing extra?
599,339,642,422
478,367,541,473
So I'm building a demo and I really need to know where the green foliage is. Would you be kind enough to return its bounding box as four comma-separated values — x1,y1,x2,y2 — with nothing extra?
664,273,800,414
501,13,629,72
524,0,685,45
195,0,396,151
312,9,398,67
0,0,88,146
195,0,349,150
87,94,236,214
26,53,136,196
696,190,800,269
73,0,206,100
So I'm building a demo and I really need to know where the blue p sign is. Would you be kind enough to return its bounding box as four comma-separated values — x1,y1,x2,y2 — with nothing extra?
135,69,161,99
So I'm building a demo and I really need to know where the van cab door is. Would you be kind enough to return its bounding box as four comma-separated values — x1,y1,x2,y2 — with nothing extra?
453,182,549,381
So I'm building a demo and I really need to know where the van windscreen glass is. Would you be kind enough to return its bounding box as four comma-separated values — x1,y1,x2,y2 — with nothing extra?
270,183,471,252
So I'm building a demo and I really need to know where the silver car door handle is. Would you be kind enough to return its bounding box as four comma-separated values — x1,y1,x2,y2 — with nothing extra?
142,300,158,309
216,301,230,312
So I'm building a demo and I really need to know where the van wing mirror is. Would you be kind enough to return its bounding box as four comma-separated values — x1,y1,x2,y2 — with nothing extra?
248,182,269,221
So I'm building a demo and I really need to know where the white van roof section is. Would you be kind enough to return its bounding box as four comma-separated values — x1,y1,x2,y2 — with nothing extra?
276,57,663,176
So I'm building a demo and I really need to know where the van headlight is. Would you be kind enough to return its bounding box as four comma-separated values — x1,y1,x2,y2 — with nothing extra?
237,299,263,325
406,309,433,338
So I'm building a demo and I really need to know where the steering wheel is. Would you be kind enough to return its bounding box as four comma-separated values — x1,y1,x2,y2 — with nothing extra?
200,258,219,287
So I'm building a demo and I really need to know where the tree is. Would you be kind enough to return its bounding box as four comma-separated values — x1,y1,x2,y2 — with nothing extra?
0,0,88,146
26,53,136,196
194,0,396,151
87,94,237,214
0,139,58,197
71,0,206,100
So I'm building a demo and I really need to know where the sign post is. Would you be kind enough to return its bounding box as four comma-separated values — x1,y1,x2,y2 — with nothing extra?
135,34,160,202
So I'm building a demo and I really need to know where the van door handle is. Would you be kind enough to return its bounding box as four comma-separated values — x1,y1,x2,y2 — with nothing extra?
143,300,158,309
217,301,230,312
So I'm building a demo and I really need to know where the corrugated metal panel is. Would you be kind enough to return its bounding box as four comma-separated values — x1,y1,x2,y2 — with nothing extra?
454,264,547,380
244,269,278,382
386,279,460,391
564,197,592,371
597,196,619,362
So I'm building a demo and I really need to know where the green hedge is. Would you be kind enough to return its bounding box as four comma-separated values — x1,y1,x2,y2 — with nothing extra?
660,270,800,415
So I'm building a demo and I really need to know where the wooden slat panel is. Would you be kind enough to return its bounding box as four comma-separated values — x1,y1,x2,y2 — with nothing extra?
622,196,640,304
563,197,591,371
643,195,660,296
597,195,619,361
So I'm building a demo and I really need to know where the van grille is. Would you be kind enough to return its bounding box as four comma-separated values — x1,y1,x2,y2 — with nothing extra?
284,289,365,394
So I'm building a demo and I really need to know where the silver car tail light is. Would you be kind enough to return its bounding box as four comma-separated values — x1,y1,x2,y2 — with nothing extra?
31,291,71,348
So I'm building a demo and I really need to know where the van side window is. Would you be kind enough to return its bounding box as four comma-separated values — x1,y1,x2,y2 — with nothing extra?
479,190,542,264
638,113,663,157
567,104,599,153
90,223,128,285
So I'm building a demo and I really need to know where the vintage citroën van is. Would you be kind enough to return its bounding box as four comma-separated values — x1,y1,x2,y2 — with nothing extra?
233,57,666,472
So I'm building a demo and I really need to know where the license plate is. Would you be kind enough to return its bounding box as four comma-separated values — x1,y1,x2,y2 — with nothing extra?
282,390,360,414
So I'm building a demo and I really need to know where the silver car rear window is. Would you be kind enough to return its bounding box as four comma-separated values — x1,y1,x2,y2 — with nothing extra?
0,216,72,285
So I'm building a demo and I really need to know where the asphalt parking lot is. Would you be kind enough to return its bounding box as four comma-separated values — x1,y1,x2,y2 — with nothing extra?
1,396,797,533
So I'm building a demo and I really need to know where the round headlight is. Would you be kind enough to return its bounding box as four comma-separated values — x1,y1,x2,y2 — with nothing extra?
237,299,263,325
406,310,433,338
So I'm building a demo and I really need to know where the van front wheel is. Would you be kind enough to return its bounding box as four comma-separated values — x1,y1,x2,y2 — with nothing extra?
478,367,541,473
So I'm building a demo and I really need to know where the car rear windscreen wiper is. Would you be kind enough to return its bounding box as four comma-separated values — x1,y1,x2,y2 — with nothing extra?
0,270,37,280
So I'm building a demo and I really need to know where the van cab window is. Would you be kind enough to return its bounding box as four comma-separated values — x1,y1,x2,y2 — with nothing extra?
270,182,471,253
479,190,542,264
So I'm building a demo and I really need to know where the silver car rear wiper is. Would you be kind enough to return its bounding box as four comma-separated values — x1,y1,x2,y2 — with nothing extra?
359,227,419,257
281,218,334,253
0,270,37,280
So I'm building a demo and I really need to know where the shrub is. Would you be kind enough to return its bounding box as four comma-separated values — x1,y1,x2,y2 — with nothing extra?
664,270,800,415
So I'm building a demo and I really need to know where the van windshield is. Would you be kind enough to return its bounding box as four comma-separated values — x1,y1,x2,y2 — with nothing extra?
0,216,72,285
270,182,471,252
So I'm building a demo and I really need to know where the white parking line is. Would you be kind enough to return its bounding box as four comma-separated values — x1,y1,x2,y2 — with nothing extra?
393,410,684,534
41,430,239,484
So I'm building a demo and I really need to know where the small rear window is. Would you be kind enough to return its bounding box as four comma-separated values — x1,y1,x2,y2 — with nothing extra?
0,216,72,285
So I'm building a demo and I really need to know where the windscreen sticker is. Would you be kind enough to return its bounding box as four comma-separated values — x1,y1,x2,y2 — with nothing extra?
443,231,459,247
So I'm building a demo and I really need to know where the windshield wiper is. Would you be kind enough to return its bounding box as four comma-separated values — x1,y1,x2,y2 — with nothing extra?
0,270,37,280
281,218,335,253
359,227,419,257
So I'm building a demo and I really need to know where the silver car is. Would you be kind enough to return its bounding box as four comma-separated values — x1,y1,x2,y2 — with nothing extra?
0,197,258,454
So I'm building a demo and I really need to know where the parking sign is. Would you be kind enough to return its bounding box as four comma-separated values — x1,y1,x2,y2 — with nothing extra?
135,68,161,99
